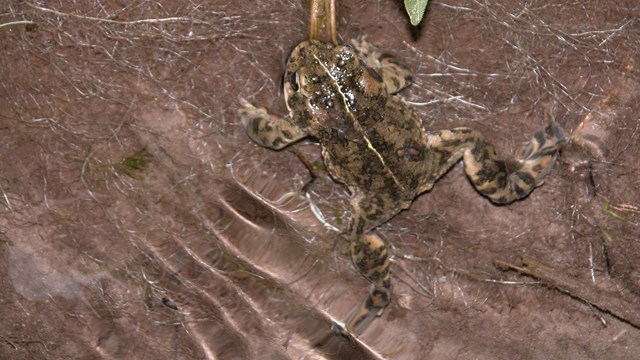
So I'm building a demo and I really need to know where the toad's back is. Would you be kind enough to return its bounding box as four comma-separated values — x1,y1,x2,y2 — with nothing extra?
314,93,438,201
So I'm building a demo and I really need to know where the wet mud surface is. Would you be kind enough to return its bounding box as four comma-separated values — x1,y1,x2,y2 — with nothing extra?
1,1,639,359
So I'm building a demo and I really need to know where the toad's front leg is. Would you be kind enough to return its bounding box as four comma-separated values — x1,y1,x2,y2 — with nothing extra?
238,98,307,150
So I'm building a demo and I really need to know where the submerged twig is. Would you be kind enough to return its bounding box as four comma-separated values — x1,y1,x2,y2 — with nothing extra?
496,257,640,328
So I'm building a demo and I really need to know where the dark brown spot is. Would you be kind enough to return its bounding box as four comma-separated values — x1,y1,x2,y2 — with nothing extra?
534,130,547,146
271,137,284,147
494,196,509,204
515,172,535,186
474,161,507,185
251,118,262,134
391,77,400,89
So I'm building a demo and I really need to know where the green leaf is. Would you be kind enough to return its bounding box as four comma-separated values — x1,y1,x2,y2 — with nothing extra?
404,0,429,26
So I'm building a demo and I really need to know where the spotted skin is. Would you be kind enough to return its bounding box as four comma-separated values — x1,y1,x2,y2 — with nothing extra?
238,38,565,337
238,99,306,150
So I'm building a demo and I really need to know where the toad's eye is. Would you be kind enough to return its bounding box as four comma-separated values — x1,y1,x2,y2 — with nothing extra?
289,71,300,92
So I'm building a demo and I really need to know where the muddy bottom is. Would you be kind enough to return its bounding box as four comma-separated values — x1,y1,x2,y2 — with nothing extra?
1,1,639,359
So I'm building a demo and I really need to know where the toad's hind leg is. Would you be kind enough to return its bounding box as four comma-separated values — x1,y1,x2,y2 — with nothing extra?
427,122,565,204
339,193,407,337
342,232,392,336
